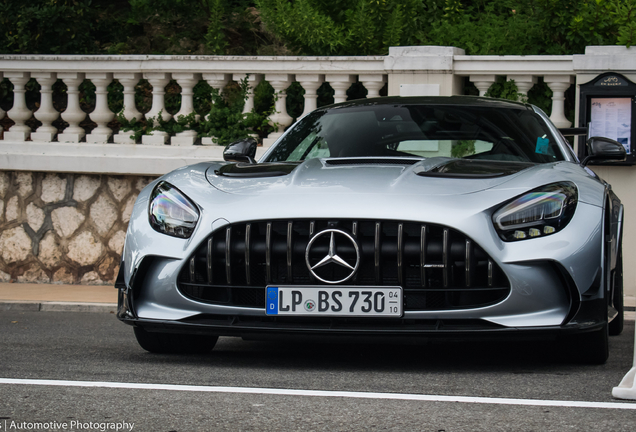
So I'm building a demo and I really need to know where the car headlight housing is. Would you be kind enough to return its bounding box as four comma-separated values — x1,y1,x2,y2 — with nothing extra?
493,182,577,241
149,182,199,239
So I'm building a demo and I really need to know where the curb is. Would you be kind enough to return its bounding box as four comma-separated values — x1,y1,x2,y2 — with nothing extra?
0,301,116,313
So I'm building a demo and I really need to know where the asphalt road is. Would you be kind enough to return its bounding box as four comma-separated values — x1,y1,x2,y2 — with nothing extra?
0,311,635,431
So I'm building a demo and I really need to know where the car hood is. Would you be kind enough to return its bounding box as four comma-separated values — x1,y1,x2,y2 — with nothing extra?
205,157,540,197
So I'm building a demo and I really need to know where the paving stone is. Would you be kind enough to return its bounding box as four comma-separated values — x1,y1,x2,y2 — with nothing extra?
5,196,19,221
51,206,85,238
108,177,131,202
38,232,62,268
0,270,10,282
0,226,31,263
122,196,135,224
26,202,45,232
80,271,103,285
15,172,33,197
17,265,50,283
67,232,103,266
52,267,75,284
0,172,8,198
136,177,154,191
41,173,67,203
73,175,101,202
108,230,126,254
90,194,118,235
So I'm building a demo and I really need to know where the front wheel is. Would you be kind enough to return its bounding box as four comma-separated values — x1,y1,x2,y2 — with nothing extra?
133,327,218,354
564,323,609,365
609,246,624,336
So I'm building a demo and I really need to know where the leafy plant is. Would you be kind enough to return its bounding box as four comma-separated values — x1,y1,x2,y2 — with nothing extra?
452,140,476,158
484,77,523,101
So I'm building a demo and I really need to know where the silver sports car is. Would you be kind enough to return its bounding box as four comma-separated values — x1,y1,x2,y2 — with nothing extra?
116,96,626,364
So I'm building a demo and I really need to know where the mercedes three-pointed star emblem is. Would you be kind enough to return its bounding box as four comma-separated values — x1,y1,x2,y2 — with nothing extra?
305,229,360,284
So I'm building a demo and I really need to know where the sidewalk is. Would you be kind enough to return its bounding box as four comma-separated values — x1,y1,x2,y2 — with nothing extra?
0,282,634,318
0,282,117,313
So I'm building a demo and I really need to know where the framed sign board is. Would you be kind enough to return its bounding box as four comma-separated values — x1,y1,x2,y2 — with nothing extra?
578,73,636,165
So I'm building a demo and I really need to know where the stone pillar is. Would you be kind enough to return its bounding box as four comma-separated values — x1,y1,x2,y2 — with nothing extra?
3,72,32,141
545,75,574,128
384,46,465,96
360,74,387,99
201,73,232,145
86,73,115,143
113,73,143,144
57,73,86,143
234,73,263,114
171,73,202,146
326,74,355,104
509,75,537,101
265,74,293,142
31,72,59,142
297,74,324,117
470,75,497,97
141,73,172,146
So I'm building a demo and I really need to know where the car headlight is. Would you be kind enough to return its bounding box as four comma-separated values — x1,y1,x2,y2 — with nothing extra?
493,182,577,241
149,182,199,239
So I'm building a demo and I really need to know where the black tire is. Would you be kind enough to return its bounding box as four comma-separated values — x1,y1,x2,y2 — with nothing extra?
565,324,609,365
609,246,624,336
133,327,218,354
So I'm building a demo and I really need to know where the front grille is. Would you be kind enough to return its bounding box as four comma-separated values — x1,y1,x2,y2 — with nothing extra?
177,219,510,311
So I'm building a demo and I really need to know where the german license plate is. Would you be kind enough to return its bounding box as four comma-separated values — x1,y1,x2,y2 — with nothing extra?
266,286,402,317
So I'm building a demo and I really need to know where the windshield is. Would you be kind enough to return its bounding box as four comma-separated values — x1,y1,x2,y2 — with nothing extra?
264,103,566,164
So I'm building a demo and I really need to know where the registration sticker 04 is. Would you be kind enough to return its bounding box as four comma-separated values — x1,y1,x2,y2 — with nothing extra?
266,286,402,317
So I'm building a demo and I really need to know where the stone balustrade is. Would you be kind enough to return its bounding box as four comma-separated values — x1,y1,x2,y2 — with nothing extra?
0,46,590,177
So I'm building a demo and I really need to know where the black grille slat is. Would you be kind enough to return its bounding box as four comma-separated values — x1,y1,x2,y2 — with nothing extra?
178,219,510,312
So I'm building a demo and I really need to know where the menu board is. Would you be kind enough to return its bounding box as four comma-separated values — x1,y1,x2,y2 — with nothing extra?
589,97,632,153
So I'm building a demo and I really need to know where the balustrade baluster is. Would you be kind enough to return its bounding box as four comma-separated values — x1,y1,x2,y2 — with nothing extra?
508,75,536,102
57,73,86,143
264,74,293,145
31,72,59,142
171,73,201,146
3,72,32,142
544,76,574,128
297,74,324,117
326,74,355,103
141,73,172,145
470,74,497,96
113,73,142,144
360,75,386,98
86,73,115,143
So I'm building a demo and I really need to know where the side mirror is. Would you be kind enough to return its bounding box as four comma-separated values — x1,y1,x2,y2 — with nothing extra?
223,138,258,164
581,136,626,166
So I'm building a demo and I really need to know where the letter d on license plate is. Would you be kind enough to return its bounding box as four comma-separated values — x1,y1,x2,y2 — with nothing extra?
266,286,402,317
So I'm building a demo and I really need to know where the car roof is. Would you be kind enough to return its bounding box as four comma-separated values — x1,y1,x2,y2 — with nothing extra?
319,95,532,111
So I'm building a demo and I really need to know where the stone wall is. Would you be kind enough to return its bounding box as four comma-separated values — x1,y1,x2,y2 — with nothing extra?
0,171,156,284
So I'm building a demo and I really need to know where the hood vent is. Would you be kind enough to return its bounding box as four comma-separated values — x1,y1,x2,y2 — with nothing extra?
325,158,421,166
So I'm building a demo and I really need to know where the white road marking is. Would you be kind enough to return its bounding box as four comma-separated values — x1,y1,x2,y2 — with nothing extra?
1,378,635,410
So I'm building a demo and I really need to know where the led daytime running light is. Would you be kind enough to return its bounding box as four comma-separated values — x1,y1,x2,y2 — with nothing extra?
493,182,577,242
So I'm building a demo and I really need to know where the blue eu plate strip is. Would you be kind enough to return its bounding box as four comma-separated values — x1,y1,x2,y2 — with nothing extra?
266,287,279,315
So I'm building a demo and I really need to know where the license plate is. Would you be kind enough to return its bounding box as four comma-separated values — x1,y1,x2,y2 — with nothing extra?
266,286,402,317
